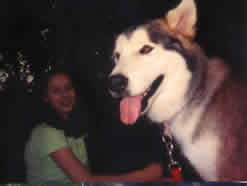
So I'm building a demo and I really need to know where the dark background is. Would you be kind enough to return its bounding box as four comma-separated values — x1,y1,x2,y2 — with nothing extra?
2,0,247,182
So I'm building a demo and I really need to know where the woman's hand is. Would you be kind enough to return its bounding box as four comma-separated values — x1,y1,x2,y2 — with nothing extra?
89,162,163,182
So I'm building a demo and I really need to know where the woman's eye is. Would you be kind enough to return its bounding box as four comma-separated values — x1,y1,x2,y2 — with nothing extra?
51,88,60,95
139,45,154,54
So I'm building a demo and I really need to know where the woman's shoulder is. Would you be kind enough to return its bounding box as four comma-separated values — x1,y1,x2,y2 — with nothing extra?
32,122,61,132
30,123,66,140
26,122,69,155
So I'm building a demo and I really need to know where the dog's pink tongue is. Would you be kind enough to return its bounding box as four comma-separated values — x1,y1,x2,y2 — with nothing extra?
120,95,143,125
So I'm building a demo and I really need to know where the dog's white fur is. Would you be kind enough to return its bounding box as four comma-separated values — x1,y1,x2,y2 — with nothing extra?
109,0,247,181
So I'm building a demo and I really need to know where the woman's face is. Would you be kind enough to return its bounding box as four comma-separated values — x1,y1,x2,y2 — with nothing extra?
44,74,76,119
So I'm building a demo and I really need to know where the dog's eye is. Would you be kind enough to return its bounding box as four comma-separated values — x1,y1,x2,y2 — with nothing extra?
139,45,153,54
112,52,120,61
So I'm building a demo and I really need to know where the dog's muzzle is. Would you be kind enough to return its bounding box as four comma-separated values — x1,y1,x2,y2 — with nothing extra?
108,74,128,96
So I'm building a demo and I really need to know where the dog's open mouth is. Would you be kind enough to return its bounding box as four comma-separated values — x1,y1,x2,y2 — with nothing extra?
120,75,164,125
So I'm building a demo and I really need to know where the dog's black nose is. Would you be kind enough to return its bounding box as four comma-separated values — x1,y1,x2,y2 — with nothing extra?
109,74,128,94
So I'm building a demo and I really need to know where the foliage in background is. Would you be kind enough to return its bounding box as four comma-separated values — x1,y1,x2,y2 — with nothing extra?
0,27,54,93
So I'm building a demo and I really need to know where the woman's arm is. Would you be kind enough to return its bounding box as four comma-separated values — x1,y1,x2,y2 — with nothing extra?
90,162,163,182
51,147,169,182
50,147,91,182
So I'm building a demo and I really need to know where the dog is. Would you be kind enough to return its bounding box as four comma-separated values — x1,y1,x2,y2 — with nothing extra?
107,0,247,181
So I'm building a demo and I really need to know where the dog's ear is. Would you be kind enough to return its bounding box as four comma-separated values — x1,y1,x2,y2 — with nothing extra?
165,0,197,40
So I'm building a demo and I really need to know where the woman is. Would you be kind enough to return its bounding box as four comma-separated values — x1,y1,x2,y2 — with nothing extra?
24,66,169,183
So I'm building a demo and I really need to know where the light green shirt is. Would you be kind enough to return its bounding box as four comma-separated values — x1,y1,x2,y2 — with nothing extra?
25,123,89,183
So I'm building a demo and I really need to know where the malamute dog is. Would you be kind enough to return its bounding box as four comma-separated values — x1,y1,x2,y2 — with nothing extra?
108,0,247,181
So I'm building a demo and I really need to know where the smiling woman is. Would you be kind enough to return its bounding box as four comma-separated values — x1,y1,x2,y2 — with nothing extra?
24,66,90,183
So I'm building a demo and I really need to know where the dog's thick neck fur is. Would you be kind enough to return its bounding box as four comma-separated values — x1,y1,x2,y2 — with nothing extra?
144,19,233,181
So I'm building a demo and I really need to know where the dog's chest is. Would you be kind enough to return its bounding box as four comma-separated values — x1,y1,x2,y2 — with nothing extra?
169,108,219,181
182,134,218,181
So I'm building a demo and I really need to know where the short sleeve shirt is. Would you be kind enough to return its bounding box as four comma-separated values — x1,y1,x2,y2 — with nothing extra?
25,123,88,183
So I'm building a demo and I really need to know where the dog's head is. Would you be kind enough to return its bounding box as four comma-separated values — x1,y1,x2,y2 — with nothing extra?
108,0,199,124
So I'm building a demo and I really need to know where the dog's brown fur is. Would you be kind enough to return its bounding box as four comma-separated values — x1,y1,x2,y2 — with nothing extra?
109,0,247,181
162,0,247,180
164,0,247,180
